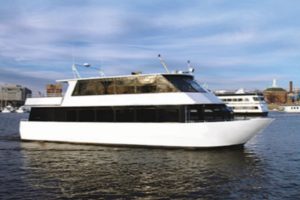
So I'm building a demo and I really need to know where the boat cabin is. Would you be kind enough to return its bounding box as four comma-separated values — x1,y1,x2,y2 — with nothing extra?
28,73,233,123
72,74,206,96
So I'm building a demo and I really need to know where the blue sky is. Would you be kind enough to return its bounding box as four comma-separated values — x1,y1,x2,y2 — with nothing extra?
1,0,300,92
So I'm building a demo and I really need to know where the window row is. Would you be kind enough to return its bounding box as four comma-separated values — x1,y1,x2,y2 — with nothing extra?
72,75,206,96
221,96,265,102
253,96,265,101
222,98,249,102
230,106,259,110
29,105,233,123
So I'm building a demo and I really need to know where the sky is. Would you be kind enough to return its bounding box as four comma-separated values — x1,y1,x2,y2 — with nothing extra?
1,0,300,93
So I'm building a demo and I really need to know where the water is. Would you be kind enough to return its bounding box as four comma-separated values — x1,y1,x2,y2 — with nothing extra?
0,112,299,199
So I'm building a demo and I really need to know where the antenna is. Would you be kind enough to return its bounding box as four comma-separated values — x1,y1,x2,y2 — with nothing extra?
72,64,81,78
72,63,91,78
158,54,170,73
83,63,90,67
99,70,105,77
72,62,106,78
71,47,75,66
98,59,105,77
97,65,105,77
71,47,81,78
187,60,195,74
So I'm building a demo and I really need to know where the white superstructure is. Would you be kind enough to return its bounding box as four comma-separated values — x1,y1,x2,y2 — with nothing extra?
216,89,269,116
20,73,273,148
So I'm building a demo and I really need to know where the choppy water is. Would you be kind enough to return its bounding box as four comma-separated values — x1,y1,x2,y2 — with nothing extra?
0,112,300,199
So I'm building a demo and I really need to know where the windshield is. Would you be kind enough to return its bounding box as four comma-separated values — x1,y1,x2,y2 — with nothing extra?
164,75,206,93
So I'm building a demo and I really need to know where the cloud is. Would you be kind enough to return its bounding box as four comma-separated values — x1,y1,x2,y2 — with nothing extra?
0,0,300,92
0,67,61,92
202,74,289,90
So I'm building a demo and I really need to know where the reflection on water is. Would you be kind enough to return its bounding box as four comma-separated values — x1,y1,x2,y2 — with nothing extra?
19,142,266,199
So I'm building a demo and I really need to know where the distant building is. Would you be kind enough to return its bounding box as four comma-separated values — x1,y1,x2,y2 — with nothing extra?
284,81,300,103
294,88,300,101
263,79,287,104
46,84,63,97
0,84,32,107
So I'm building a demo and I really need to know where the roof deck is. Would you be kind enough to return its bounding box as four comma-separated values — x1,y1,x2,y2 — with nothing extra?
57,73,193,83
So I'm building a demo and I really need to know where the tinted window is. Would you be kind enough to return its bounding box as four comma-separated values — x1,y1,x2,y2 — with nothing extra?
164,75,206,93
189,108,203,122
72,75,206,96
136,76,158,93
187,104,232,122
66,110,77,121
158,108,179,122
96,109,114,122
253,96,265,101
78,110,94,122
136,108,157,122
115,77,136,94
156,75,177,92
101,79,115,94
73,79,115,95
54,108,66,121
115,109,135,122
29,108,54,121
28,105,232,123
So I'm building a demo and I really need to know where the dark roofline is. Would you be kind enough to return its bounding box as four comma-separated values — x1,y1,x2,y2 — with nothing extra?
264,87,287,92
57,73,193,82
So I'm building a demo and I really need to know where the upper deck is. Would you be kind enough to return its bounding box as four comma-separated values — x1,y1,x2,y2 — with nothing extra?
26,73,223,107
70,74,206,96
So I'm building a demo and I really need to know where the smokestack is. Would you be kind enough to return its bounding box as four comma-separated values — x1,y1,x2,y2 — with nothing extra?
289,81,293,93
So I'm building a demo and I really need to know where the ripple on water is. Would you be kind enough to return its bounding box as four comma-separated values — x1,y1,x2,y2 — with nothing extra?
0,112,300,199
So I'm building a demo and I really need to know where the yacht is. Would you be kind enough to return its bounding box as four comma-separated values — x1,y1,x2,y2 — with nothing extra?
2,105,14,113
15,107,25,113
20,72,273,148
15,106,30,113
216,89,269,117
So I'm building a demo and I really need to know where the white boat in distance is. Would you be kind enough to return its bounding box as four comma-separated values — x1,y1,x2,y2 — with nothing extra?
15,106,30,113
2,105,14,113
216,89,269,117
282,105,300,113
20,72,273,148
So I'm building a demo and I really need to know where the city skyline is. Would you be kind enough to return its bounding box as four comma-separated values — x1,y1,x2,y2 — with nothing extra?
1,0,300,92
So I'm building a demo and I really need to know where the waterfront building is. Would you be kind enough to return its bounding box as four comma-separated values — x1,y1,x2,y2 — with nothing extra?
263,79,287,104
0,84,32,108
46,84,63,97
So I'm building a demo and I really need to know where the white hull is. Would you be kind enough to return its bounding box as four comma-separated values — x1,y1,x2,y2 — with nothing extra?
20,118,273,148
283,106,300,113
